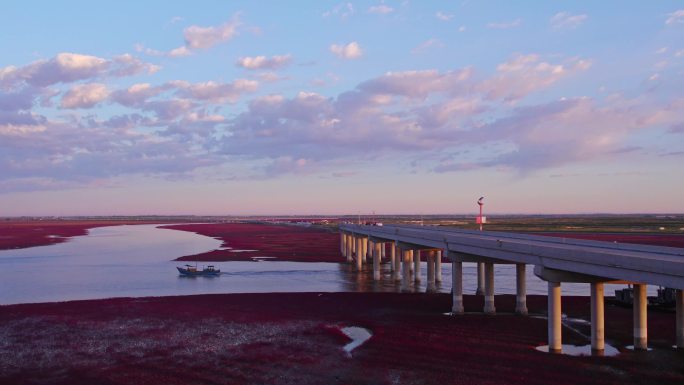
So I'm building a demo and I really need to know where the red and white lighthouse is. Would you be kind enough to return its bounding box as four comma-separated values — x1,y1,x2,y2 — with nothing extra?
477,196,486,231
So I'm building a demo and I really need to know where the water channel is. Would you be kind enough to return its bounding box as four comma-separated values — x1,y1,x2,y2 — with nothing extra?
0,224,647,305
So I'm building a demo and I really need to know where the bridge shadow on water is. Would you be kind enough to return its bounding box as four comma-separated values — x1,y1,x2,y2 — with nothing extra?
336,262,446,294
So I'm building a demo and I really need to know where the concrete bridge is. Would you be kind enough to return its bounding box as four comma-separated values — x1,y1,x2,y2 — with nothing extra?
339,223,684,354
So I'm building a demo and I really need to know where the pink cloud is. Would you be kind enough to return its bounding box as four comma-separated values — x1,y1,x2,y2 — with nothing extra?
60,83,109,109
330,42,363,59
172,79,259,103
184,15,241,50
236,55,292,70
0,52,158,89
479,54,591,102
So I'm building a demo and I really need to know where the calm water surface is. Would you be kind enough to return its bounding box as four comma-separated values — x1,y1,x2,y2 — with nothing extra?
0,224,644,305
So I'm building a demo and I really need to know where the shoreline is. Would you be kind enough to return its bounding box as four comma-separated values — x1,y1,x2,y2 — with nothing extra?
1,292,682,385
0,220,173,251
162,223,342,263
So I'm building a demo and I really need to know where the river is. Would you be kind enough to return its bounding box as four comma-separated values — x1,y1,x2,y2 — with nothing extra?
0,224,647,305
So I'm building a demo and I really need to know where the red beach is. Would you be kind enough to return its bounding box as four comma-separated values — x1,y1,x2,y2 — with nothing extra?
162,223,341,262
0,293,682,385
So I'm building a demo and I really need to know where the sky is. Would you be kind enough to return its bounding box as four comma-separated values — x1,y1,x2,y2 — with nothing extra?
1,1,683,216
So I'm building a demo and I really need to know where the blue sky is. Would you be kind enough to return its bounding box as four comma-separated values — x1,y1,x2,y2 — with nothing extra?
1,1,683,215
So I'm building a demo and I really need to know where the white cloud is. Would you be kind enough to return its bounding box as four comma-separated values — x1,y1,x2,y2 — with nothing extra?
323,3,355,19
257,72,286,82
168,46,192,57
458,25,466,32
184,15,241,50
236,55,292,70
481,54,592,102
173,79,259,103
110,83,167,107
358,69,472,99
665,9,684,25
411,39,444,54
487,19,522,29
368,5,394,14
137,15,243,58
550,12,588,29
435,11,454,21
0,52,158,89
330,42,363,59
60,83,109,109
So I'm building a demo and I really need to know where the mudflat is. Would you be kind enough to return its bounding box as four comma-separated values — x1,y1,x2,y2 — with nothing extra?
1,293,682,385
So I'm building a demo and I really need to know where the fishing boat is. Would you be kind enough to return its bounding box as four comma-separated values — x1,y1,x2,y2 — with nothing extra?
176,264,221,276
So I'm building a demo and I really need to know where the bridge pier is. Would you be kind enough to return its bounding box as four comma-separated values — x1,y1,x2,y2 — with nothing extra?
484,262,496,314
548,281,562,353
677,289,684,349
409,250,414,273
452,258,464,314
401,248,411,291
476,262,485,295
414,250,421,282
633,284,648,350
427,251,435,285
362,238,368,264
515,264,528,315
426,251,436,292
355,237,364,270
373,242,381,281
393,243,401,281
340,233,346,256
590,282,605,354
435,250,442,283
389,244,396,272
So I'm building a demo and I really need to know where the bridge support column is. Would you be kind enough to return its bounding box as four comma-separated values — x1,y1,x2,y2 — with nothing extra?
355,237,363,271
402,249,411,291
351,235,356,254
548,281,562,353
380,243,386,259
414,250,421,282
362,238,368,264
368,240,374,263
393,244,401,281
345,234,352,262
452,260,464,315
390,244,395,272
427,251,435,285
515,264,528,315
409,250,414,273
633,284,648,350
483,262,495,314
435,250,442,282
340,233,346,256
677,289,684,349
590,282,605,354
476,262,485,295
372,242,381,281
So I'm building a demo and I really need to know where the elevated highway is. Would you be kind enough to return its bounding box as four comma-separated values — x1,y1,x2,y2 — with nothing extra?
339,223,684,354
